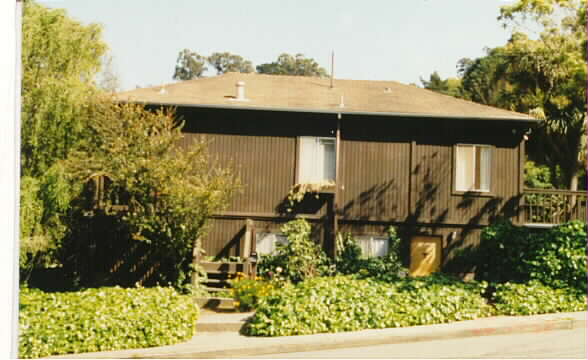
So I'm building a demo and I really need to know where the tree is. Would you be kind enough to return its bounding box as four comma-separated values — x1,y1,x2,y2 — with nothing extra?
256,53,328,77
173,49,207,80
62,98,241,287
442,1,585,189
207,52,254,75
19,1,107,279
420,71,463,98
457,48,515,108
21,1,107,178
498,0,587,190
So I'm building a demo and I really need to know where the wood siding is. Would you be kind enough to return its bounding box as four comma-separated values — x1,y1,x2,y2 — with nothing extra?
182,132,296,214
339,139,410,221
174,107,529,262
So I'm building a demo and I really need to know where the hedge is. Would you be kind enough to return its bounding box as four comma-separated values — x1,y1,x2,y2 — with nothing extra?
478,220,587,292
243,275,495,336
19,286,199,358
491,281,587,316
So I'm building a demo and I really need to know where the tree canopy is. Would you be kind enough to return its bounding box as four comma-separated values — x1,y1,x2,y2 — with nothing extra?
19,1,107,279
420,71,463,98
21,1,107,178
456,48,515,109
498,0,587,190
207,52,254,75
173,49,207,80
423,0,586,189
256,53,328,77
20,1,240,288
172,50,254,79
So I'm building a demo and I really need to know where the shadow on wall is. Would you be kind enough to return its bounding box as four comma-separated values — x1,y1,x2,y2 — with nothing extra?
341,179,399,221
398,150,521,274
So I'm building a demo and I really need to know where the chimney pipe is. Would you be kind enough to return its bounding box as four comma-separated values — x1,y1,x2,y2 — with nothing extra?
236,81,245,100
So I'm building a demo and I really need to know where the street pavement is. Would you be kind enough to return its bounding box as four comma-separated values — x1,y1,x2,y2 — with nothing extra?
250,326,587,358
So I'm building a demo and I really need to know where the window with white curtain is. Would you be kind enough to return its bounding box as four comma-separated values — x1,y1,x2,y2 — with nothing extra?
255,233,288,255
355,236,389,257
455,144,492,192
298,137,336,183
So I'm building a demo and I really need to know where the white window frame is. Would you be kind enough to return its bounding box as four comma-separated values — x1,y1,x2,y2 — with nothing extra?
255,232,288,255
355,235,389,257
454,144,492,193
297,136,336,183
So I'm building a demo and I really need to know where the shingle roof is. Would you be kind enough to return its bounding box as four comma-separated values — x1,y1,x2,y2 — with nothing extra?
116,72,535,121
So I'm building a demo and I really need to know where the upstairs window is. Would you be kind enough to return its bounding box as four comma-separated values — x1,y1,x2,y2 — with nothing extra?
356,235,389,257
298,137,336,183
455,144,492,192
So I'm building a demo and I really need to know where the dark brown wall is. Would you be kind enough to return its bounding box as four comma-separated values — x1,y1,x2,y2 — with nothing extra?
339,139,410,221
174,107,527,260
408,119,523,228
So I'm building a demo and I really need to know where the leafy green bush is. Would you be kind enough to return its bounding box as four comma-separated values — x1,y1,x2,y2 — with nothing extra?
477,220,533,283
478,220,587,292
491,281,587,316
230,277,282,312
19,286,199,358
257,219,330,283
524,161,553,189
525,221,587,292
256,253,286,279
335,227,407,281
60,99,240,289
19,164,81,285
243,275,494,336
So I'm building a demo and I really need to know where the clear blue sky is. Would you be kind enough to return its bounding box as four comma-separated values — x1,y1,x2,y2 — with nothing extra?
39,0,517,91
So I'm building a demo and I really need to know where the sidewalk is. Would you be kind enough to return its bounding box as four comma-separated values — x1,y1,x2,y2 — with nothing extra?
51,311,587,359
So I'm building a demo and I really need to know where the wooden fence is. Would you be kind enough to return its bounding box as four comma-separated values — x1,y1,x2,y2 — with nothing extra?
521,188,587,225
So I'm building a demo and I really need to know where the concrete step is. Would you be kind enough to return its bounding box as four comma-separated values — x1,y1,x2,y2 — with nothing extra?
195,296,235,311
196,311,255,332
204,286,232,293
203,278,231,285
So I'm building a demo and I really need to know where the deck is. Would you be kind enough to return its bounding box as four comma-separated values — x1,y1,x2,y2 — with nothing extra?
521,188,587,226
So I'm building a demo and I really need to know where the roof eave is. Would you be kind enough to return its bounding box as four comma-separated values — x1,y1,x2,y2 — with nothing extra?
120,99,539,124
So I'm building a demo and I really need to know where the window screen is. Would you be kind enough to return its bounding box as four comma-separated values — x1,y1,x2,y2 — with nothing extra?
298,137,336,183
356,236,389,257
455,145,491,192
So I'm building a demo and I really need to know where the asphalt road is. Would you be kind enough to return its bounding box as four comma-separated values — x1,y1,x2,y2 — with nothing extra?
250,327,587,359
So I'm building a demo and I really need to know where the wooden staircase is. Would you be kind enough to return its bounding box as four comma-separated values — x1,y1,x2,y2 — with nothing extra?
194,260,257,310
194,219,258,310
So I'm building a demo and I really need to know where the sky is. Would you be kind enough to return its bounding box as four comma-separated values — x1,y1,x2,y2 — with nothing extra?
39,0,519,91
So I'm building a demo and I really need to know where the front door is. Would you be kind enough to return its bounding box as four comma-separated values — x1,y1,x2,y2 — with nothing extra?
409,235,442,277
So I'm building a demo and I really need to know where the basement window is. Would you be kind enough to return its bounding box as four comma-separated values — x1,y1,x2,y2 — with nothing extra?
298,137,336,183
455,144,492,192
356,235,389,257
256,232,288,255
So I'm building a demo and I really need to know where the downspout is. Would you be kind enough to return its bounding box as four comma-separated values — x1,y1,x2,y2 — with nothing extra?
334,113,341,258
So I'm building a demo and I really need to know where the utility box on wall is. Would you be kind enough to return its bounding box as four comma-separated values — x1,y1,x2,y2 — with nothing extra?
409,235,442,277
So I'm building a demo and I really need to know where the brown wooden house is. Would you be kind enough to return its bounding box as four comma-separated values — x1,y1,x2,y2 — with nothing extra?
118,72,538,275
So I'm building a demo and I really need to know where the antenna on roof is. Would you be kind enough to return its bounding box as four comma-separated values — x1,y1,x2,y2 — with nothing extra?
330,50,334,89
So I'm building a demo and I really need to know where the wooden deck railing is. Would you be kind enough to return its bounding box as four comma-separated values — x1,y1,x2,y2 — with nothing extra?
521,188,587,225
